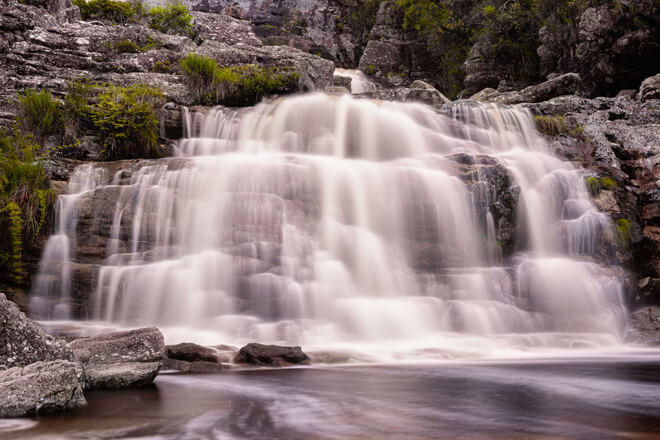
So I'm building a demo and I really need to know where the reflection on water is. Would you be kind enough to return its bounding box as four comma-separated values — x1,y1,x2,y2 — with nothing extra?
5,355,660,440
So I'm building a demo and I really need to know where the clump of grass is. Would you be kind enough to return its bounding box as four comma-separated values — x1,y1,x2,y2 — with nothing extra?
179,53,219,104
585,176,619,196
115,39,140,53
148,0,193,36
16,89,63,142
615,218,632,250
179,54,300,106
86,84,165,160
72,0,144,23
153,60,171,73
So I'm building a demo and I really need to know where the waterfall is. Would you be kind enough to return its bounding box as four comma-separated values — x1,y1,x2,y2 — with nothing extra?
31,93,627,357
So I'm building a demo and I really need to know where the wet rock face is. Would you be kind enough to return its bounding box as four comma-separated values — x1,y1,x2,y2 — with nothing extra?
626,306,660,345
526,79,660,305
0,293,74,370
152,0,367,67
0,360,87,417
234,343,310,367
538,1,660,97
69,327,165,389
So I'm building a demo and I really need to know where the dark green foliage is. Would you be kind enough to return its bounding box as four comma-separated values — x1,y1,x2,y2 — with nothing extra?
148,1,193,36
396,0,473,97
16,90,63,142
479,0,540,82
86,85,165,160
343,0,386,44
180,54,300,106
0,129,53,283
72,0,144,23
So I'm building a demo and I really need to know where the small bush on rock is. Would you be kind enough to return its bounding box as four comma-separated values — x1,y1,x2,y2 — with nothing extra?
73,0,145,23
16,90,63,142
148,1,193,36
179,54,300,106
115,40,140,53
87,84,165,160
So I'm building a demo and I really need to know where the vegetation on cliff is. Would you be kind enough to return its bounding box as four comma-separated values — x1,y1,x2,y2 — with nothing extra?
180,54,300,106
73,0,193,36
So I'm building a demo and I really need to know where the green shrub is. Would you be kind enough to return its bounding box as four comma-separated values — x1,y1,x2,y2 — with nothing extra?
148,1,193,36
179,54,300,106
73,0,144,23
87,84,164,160
16,89,63,142
115,39,140,53
599,177,618,190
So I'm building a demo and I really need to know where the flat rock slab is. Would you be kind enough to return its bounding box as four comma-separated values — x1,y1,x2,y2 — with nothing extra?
0,293,73,370
0,360,86,417
234,343,310,367
69,327,165,389
69,327,164,364
84,362,161,389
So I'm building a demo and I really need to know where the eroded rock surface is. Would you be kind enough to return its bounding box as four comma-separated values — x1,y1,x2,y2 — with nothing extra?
0,360,86,418
69,327,165,389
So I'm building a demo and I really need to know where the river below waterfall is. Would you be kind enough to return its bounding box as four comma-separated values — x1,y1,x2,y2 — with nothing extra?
3,354,660,440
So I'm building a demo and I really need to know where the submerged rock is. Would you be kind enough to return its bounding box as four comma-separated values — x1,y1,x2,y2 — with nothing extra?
0,293,73,370
0,360,86,417
234,343,310,367
69,327,165,389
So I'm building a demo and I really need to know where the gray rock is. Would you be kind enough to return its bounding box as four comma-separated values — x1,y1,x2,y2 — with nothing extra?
410,80,450,104
0,293,73,370
69,327,165,389
626,306,660,345
83,361,161,389
0,360,86,417
234,343,310,367
639,74,660,102
463,41,499,95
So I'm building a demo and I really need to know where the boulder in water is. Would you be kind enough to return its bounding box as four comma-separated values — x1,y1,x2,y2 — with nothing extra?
0,360,86,417
163,342,235,372
0,293,73,370
234,343,310,367
69,327,164,389
626,307,660,345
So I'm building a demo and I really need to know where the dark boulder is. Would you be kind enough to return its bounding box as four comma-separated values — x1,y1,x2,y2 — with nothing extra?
234,343,310,367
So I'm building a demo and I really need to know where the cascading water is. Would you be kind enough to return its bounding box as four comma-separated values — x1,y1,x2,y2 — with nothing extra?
333,69,378,94
32,92,627,358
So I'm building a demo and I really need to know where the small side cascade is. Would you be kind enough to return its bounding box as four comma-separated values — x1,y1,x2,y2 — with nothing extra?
30,165,107,319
